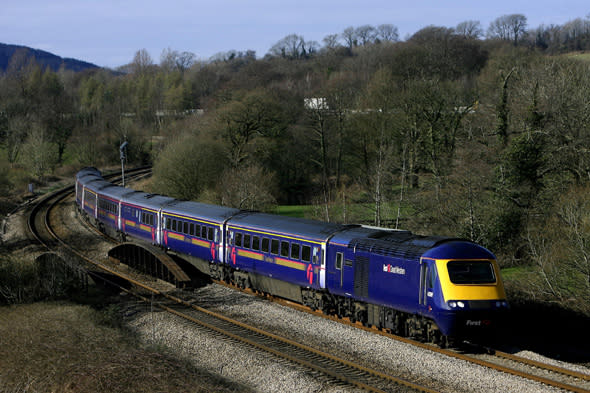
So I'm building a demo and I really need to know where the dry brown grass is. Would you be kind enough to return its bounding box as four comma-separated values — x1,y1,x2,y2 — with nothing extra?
0,302,249,393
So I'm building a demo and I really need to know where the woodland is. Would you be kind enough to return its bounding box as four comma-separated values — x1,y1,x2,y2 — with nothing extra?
2,14,590,313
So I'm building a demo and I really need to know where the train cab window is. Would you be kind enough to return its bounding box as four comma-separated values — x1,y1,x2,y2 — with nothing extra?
335,252,343,270
291,243,300,260
427,266,435,289
207,227,214,241
301,245,311,262
447,261,496,284
235,233,242,247
252,236,260,251
243,234,251,249
262,238,270,253
271,239,279,255
280,241,290,257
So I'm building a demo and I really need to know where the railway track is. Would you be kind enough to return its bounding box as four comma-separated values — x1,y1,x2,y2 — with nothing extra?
27,171,590,393
257,292,590,393
29,169,437,393
279,294,590,392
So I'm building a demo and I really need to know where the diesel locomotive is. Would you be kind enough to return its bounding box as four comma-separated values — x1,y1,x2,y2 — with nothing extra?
75,167,508,345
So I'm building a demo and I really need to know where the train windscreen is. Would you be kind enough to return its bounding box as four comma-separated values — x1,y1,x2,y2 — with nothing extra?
446,261,496,284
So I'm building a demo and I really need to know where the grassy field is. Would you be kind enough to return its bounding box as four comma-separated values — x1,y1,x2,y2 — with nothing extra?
566,51,590,62
0,302,244,393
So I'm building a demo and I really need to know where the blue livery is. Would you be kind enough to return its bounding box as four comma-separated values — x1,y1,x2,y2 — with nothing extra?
75,168,508,344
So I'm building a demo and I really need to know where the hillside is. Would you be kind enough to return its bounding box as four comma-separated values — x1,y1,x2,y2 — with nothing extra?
0,42,99,72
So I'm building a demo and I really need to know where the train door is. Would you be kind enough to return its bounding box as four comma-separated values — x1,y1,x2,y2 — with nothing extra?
419,258,436,314
322,243,327,288
226,230,235,265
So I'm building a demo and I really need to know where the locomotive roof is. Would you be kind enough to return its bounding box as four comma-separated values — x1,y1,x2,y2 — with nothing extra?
162,200,241,223
350,232,495,261
227,212,346,243
329,225,411,246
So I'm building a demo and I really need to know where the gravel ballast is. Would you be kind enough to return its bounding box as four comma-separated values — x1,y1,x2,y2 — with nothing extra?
124,282,576,393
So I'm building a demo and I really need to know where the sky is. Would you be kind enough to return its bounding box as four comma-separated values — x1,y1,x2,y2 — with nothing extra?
1,0,589,68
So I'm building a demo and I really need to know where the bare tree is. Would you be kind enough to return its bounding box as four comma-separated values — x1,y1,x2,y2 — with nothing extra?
487,14,528,45
322,34,340,50
376,24,399,42
268,34,307,59
131,48,154,74
341,26,357,50
355,25,377,46
20,123,59,182
455,20,483,39
218,164,277,211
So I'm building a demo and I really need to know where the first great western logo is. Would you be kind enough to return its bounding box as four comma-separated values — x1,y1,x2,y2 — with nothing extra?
383,264,406,275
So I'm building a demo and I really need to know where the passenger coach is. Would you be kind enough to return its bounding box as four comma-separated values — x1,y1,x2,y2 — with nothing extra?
75,167,508,345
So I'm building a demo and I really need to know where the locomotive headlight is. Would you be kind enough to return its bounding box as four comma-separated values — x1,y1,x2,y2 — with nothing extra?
457,301,465,308
448,301,457,308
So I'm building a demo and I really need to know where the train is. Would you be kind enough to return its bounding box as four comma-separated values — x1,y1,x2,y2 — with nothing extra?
75,167,508,346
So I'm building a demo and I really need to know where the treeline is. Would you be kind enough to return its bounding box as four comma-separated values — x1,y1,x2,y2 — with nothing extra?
2,14,590,311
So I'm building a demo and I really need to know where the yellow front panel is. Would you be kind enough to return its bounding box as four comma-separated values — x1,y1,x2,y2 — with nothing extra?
435,259,506,301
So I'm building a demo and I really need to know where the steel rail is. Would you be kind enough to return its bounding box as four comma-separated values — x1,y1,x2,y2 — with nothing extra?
254,292,590,393
32,173,438,393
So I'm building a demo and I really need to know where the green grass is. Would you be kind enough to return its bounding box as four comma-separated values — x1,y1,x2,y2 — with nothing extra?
274,205,314,218
564,52,590,62
500,265,538,280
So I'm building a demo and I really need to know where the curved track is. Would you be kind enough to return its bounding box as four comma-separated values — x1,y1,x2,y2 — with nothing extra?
261,292,590,393
28,171,590,393
28,170,437,393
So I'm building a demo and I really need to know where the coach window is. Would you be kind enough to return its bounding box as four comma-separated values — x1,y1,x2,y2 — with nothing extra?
235,232,242,247
207,227,214,241
313,246,320,264
291,243,300,260
165,217,171,230
183,221,188,234
262,238,270,253
336,252,343,270
243,234,251,249
301,245,311,262
171,220,176,232
271,239,279,255
252,236,260,251
280,241,290,257
189,223,194,236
